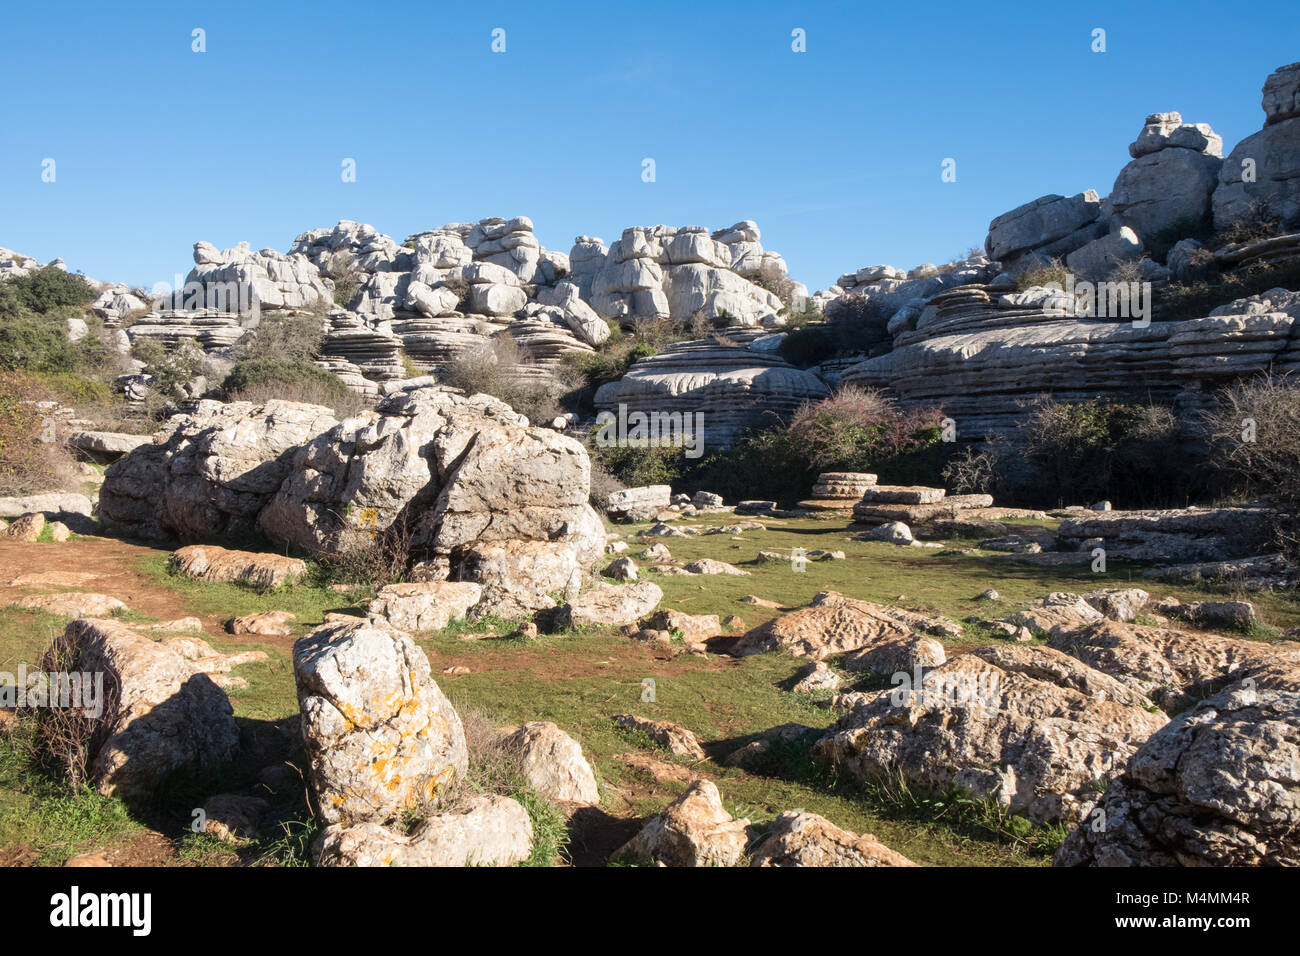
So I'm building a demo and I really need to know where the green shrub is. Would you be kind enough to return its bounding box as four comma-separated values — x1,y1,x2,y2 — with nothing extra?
0,267,97,318
779,295,892,367
222,358,361,416
0,315,86,373
239,314,325,363
133,339,206,400
590,385,949,506
1014,260,1072,291
1002,397,1207,508
0,371,79,495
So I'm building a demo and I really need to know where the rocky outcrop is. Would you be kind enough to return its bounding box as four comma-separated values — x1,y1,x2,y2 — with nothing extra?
260,384,604,618
594,333,829,448
172,240,333,313
1054,506,1273,561
1046,619,1300,712
1213,63,1300,230
1056,687,1300,866
1108,112,1222,239
814,644,1168,824
733,591,957,662
99,399,339,540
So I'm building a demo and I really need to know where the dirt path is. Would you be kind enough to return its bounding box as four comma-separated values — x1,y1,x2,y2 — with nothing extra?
0,536,232,638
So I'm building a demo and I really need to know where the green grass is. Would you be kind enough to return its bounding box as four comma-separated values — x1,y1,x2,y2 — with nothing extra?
0,726,142,865
0,515,1295,867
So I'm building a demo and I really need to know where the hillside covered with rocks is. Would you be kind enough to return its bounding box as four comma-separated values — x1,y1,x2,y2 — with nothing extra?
0,60,1298,877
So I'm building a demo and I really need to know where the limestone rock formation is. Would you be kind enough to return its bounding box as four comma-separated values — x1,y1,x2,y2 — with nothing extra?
99,399,339,540
256,384,604,618
1213,63,1300,230
814,644,1168,824
1056,687,1300,866
594,333,829,448
293,619,468,827
315,794,533,867
750,811,914,867
617,780,750,867
502,721,600,806
42,619,240,800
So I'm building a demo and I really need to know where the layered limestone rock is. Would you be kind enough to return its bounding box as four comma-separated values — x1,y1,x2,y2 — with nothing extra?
593,333,829,448
319,311,406,382
840,283,1300,440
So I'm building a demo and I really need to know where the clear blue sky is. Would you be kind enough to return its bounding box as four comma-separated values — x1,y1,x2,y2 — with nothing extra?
1,0,1295,291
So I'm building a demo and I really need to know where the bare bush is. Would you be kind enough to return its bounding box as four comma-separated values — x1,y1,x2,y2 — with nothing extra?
1203,374,1300,554
0,371,82,495
442,335,567,424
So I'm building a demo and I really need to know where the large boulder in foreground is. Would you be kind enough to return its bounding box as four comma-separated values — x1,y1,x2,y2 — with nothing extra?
41,619,239,799
293,620,467,827
99,399,339,540
814,644,1168,824
1056,687,1300,866
260,384,604,618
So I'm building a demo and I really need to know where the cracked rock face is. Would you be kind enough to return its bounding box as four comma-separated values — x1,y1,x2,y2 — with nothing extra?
260,384,604,618
99,399,339,540
1056,688,1300,866
293,620,468,828
814,645,1168,825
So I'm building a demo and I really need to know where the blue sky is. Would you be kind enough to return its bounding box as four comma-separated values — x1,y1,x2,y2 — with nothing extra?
1,0,1295,291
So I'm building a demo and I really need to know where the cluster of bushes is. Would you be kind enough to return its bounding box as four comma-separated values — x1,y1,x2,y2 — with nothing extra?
443,335,580,424
943,397,1212,509
0,370,80,496
221,357,364,418
779,295,893,367
590,385,949,506
0,267,103,375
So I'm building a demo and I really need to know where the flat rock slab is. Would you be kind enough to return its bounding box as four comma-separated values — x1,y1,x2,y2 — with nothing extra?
170,545,307,590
